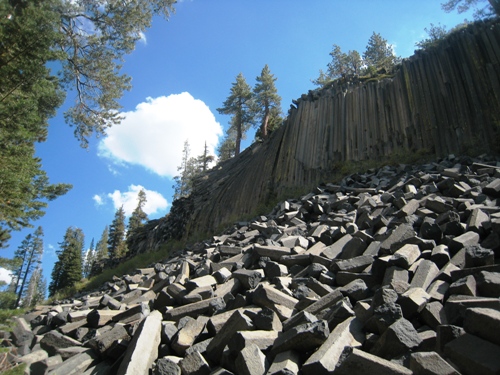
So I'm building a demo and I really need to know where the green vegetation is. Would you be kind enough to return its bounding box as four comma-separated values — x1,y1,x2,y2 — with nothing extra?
108,206,128,260
217,73,255,157
0,0,176,258
441,0,500,19
0,308,24,331
218,65,283,160
48,227,84,297
1,364,27,375
0,0,72,247
253,65,283,140
0,306,26,374
127,189,149,248
11,227,44,308
313,32,400,87
49,240,184,301
173,141,216,200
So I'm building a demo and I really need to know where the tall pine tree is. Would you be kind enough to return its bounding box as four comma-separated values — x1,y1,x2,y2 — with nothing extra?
217,124,238,162
82,238,95,279
108,206,127,260
173,140,197,200
89,226,109,277
95,226,109,262
22,266,45,308
363,32,399,73
196,142,215,172
253,65,282,139
12,227,44,308
49,227,84,296
217,73,254,156
127,189,148,247
0,1,72,246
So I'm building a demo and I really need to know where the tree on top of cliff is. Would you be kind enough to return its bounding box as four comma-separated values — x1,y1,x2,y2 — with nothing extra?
363,32,400,72
313,45,363,85
442,0,500,19
173,140,196,200
217,73,255,156
415,23,450,50
253,65,282,139
173,140,215,200
313,32,398,87
197,142,215,172
217,126,238,162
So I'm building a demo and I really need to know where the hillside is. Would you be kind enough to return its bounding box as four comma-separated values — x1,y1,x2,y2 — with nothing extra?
127,18,500,257
5,153,500,374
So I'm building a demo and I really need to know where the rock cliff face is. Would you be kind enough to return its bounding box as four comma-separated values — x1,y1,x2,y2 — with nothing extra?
132,19,500,254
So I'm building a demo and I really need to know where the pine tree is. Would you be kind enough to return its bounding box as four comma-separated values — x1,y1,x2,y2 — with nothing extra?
22,266,45,308
253,65,282,139
196,142,215,172
35,274,47,306
363,32,399,73
108,206,127,260
83,238,95,279
90,227,108,277
313,45,363,86
48,227,84,296
173,140,198,200
415,23,449,50
0,0,72,245
217,73,254,156
95,226,109,263
127,189,148,246
441,0,500,19
12,227,44,308
217,126,238,162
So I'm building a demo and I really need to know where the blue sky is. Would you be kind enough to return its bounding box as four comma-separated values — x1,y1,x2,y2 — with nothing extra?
2,1,474,287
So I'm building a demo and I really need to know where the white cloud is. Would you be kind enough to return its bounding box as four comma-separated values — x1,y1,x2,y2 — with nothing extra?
98,92,223,177
0,268,12,285
93,194,104,206
107,184,168,217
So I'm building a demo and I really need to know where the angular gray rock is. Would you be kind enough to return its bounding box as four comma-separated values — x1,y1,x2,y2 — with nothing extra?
116,310,163,375
371,318,422,359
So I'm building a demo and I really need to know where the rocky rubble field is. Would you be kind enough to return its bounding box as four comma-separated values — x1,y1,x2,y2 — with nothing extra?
3,154,500,375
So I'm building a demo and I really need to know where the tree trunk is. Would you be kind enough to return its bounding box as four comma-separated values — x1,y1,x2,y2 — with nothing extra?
15,250,34,308
261,109,270,139
235,125,242,156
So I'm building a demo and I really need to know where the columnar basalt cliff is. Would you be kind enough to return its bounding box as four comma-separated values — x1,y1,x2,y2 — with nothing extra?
130,19,500,254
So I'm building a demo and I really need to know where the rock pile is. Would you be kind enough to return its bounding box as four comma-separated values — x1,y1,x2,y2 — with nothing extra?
5,155,500,375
